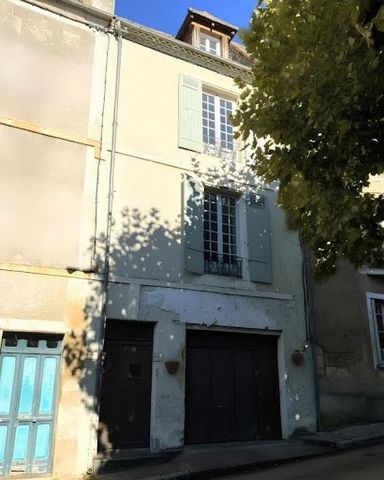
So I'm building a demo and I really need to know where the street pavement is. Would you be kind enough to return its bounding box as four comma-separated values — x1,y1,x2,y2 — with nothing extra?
222,444,384,480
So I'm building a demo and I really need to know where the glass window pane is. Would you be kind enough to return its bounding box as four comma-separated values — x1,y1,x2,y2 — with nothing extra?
39,358,57,414
34,424,50,460
13,425,29,461
0,357,15,415
0,426,7,462
19,357,37,415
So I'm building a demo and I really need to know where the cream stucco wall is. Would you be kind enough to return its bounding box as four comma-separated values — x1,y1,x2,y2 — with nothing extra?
99,36,317,448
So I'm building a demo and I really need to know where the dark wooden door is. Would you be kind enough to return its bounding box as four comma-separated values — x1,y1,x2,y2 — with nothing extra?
98,321,153,450
185,330,281,444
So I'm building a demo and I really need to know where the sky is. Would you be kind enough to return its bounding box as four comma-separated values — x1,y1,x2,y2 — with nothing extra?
115,0,256,40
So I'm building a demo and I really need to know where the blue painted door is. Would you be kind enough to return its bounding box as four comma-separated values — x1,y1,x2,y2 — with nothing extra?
0,333,62,476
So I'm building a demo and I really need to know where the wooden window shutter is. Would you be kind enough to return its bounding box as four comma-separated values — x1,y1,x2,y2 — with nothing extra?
178,75,203,152
246,192,272,284
183,175,204,274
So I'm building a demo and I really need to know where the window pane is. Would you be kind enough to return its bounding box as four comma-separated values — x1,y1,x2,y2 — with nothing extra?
19,357,37,415
375,300,384,361
0,357,15,415
34,424,50,460
39,358,57,414
13,425,29,461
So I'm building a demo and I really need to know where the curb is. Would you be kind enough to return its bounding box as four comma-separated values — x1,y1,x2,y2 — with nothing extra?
144,451,336,480
336,435,384,450
98,435,384,480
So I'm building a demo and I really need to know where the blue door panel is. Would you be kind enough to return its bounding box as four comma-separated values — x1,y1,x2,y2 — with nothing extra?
18,357,37,415
39,358,57,415
12,425,29,461
34,424,50,459
0,426,7,462
0,333,62,476
0,357,15,415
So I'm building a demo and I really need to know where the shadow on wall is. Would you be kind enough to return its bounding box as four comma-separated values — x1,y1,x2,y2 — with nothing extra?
62,205,181,454
61,156,270,455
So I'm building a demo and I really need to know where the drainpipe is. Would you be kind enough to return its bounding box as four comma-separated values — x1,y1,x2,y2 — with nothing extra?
301,245,321,431
95,14,122,433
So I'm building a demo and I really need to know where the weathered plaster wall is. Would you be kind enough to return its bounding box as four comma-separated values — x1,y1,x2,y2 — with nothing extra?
0,1,110,478
314,260,384,427
99,35,317,449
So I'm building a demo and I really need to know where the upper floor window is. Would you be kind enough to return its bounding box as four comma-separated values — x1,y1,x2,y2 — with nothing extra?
203,190,241,277
367,293,384,368
202,93,234,153
183,176,272,284
199,33,221,56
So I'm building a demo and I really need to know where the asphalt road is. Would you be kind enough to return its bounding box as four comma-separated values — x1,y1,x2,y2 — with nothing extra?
223,444,384,480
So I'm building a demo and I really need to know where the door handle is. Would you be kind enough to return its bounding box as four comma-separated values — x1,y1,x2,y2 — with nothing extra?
32,418,37,423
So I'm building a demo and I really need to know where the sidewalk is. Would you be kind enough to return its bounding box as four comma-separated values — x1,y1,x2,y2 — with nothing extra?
97,423,384,480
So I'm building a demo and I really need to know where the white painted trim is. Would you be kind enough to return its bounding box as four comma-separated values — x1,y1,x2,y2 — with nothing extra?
366,292,384,369
0,318,67,334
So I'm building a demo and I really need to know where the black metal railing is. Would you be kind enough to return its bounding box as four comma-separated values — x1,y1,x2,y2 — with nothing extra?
204,254,243,278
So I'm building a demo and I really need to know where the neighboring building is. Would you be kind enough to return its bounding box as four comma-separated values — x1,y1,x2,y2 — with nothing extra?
0,1,316,478
0,0,113,477
313,175,384,428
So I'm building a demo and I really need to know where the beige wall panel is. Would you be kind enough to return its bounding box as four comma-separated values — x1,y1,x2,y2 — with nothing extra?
116,40,239,162
0,126,89,267
0,270,69,321
111,154,182,280
0,0,95,136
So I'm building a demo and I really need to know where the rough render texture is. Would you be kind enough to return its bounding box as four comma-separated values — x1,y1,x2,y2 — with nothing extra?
102,39,318,443
314,260,384,428
0,1,109,478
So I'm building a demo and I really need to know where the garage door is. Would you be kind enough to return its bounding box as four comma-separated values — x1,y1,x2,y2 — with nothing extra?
185,329,281,444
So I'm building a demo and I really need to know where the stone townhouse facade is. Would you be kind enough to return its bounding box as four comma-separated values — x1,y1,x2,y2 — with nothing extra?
0,1,317,478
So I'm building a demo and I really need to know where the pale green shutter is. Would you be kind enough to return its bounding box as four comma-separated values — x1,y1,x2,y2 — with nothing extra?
246,193,272,283
183,175,204,274
178,75,203,152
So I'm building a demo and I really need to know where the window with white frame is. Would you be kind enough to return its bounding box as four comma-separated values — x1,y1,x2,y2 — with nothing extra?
199,33,221,56
203,190,241,277
202,92,234,152
367,293,384,367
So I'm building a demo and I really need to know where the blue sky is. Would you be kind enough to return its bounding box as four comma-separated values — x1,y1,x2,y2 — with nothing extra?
115,1,256,39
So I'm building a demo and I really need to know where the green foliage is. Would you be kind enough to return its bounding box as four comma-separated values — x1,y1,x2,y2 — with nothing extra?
234,0,384,277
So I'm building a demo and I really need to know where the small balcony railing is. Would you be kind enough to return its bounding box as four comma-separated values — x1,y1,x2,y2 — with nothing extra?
204,253,243,278
203,138,250,163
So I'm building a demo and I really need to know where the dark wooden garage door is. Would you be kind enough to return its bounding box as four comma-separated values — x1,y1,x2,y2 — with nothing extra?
185,330,281,444
98,320,153,450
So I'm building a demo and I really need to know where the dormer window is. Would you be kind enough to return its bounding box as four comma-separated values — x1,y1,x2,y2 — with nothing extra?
176,9,239,61
199,33,221,56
